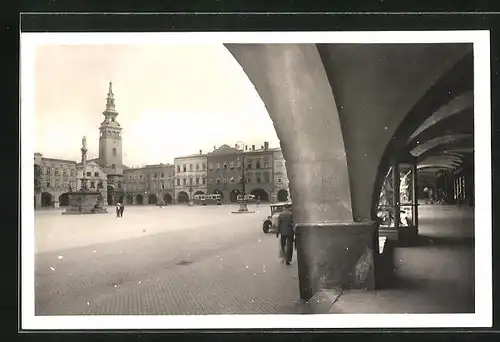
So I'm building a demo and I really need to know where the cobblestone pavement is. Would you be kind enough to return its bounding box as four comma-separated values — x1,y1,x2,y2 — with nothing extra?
35,204,303,315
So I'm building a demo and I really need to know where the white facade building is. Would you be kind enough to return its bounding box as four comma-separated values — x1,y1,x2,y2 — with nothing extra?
174,151,208,203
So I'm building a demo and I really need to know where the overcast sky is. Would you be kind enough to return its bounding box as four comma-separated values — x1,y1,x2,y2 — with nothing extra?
34,44,280,167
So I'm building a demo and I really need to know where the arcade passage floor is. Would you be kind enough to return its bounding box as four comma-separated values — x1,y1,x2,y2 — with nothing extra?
34,204,301,315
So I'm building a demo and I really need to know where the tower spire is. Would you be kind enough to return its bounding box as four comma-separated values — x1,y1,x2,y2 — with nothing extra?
104,80,117,114
108,81,114,97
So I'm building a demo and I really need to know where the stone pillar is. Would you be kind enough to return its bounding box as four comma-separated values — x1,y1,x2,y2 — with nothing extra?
226,44,376,299
53,200,59,208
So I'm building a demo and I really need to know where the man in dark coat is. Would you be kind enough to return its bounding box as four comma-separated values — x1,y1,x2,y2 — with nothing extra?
276,204,294,265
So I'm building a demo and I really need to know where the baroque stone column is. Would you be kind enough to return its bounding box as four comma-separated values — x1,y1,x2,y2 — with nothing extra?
226,44,377,299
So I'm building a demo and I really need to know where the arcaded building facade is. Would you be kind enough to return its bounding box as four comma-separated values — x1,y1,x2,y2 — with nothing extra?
174,152,207,203
123,163,175,205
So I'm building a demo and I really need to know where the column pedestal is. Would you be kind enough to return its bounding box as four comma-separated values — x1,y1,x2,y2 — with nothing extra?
295,221,377,300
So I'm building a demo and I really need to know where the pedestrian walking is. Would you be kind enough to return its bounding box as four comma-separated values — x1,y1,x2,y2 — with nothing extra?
116,203,121,218
120,203,125,217
276,204,294,266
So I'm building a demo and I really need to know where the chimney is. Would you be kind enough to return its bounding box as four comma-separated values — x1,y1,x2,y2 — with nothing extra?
261,145,264,149
264,141,269,150
245,145,248,151
199,149,202,155
252,145,255,151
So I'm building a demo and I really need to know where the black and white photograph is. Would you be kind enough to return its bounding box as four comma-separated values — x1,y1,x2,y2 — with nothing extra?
21,31,491,330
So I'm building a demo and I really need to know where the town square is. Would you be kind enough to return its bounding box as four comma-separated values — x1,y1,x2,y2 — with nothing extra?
24,32,489,328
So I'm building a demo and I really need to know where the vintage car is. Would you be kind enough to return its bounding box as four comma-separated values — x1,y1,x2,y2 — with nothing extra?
262,202,292,233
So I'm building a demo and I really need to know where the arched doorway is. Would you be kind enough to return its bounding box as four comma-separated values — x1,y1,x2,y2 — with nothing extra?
59,193,70,206
148,194,158,204
126,194,134,204
41,192,53,207
107,185,114,205
163,193,173,204
230,189,240,203
177,191,189,204
250,188,269,202
136,194,144,205
277,189,289,202
194,190,205,196
213,189,224,199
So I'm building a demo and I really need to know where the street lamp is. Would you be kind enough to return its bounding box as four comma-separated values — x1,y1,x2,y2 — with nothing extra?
188,184,194,206
235,141,249,212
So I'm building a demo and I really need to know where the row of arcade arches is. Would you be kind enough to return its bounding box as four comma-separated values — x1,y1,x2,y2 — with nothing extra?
37,188,289,207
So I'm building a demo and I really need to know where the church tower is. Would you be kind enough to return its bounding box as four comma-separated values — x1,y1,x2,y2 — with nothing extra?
98,81,123,168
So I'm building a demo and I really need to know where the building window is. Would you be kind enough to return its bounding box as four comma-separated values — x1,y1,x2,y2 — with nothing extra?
183,165,187,172
55,169,59,176
216,162,220,170
277,177,282,183
208,163,213,171
196,177,200,185
190,164,193,171
196,164,199,171
247,159,252,169
216,178,221,184
237,161,241,168
263,158,269,168
223,177,228,184
229,162,234,169
112,148,117,156
55,180,60,187
177,165,180,173
46,181,50,187
90,181,95,188
161,182,165,189
86,172,91,177
140,174,143,179
94,172,99,177
112,164,116,169
183,178,186,186
202,163,206,170
177,179,180,186
190,178,194,185
97,181,103,188
118,182,122,188
202,177,206,185
161,172,164,178
256,160,261,169
223,163,227,169
256,173,261,183
129,175,132,179
264,172,270,183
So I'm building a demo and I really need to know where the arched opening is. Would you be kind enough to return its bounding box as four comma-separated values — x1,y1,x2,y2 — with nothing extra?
194,190,205,196
230,189,240,203
136,194,144,205
177,191,189,204
148,194,158,204
213,189,224,200
41,192,53,207
277,189,289,202
126,194,134,204
163,193,173,204
59,193,70,206
107,185,114,205
250,188,269,202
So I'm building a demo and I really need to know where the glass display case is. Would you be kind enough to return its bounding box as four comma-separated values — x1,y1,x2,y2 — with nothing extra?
377,157,419,244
